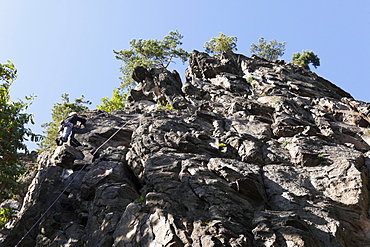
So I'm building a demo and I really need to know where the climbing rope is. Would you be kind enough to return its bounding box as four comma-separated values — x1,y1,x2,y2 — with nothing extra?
15,115,140,247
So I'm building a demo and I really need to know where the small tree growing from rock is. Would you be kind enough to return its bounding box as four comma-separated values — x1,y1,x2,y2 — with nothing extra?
250,37,287,61
113,30,190,90
292,50,320,70
203,32,238,54
102,31,190,112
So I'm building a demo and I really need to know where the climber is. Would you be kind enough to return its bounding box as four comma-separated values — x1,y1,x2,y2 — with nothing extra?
55,112,87,146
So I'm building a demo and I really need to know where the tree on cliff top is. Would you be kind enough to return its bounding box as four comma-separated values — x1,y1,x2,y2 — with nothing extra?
98,31,190,113
39,93,91,151
203,32,238,54
250,37,287,61
113,30,190,90
292,50,320,70
0,61,41,201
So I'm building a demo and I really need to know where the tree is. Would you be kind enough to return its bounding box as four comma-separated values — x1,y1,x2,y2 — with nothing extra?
292,50,320,70
203,32,238,54
250,37,287,61
0,61,41,201
113,30,190,90
97,88,127,113
38,93,91,151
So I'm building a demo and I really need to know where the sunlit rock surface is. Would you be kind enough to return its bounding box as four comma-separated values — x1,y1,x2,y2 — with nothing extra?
2,51,370,247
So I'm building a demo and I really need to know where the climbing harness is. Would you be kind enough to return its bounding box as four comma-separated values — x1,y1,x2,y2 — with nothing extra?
15,115,140,247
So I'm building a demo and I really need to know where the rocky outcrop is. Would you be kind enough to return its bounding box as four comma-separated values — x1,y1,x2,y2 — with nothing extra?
2,51,370,247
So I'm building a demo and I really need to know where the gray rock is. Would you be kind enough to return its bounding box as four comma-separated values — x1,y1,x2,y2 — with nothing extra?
4,50,370,247
51,145,84,169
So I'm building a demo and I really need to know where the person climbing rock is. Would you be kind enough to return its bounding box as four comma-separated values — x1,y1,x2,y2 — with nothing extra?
55,112,86,146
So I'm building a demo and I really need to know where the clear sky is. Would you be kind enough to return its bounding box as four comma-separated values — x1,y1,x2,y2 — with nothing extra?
1,0,370,150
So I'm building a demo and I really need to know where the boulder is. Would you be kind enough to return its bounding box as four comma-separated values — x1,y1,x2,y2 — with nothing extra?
51,145,84,169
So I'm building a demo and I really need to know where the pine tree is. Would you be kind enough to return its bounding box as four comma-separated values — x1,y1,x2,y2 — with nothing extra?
250,37,286,61
203,32,238,54
113,30,190,90
292,50,320,70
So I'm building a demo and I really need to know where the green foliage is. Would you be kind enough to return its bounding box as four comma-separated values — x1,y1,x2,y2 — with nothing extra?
0,61,41,200
292,50,320,70
203,32,237,54
246,76,255,88
113,30,190,89
280,140,289,148
38,93,91,151
156,100,173,112
0,207,16,228
137,196,145,204
250,37,287,61
97,88,127,113
246,76,255,83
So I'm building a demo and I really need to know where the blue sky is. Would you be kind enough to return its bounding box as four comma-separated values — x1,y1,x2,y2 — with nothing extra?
1,0,370,150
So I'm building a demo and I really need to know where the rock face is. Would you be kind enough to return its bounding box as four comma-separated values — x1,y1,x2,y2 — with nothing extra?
2,51,370,247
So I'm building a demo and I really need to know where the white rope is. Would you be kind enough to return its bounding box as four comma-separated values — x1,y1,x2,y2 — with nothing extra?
15,116,138,247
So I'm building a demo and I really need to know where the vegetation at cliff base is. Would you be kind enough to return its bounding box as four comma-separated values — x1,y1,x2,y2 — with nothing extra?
0,61,41,226
0,207,15,228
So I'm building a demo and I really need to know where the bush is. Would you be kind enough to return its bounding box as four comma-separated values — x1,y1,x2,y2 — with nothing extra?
292,50,320,70
97,88,127,113
0,207,16,228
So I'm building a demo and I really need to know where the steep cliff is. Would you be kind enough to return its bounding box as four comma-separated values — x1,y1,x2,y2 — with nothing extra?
2,51,370,247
